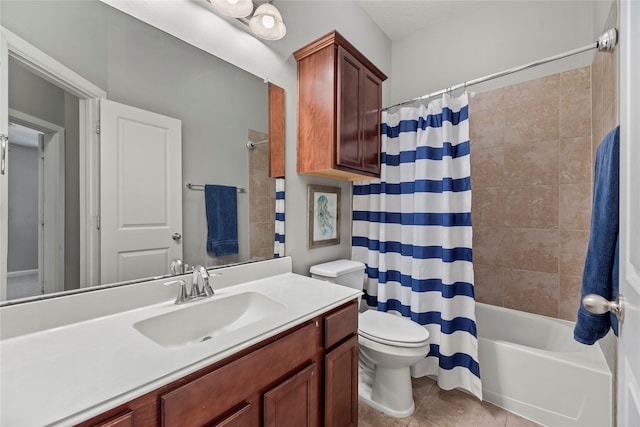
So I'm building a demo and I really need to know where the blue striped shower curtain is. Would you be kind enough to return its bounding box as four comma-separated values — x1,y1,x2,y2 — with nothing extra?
352,93,481,399
274,178,285,258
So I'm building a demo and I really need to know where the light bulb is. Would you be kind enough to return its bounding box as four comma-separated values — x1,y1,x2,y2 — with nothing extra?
261,15,275,29
248,3,286,40
209,0,253,18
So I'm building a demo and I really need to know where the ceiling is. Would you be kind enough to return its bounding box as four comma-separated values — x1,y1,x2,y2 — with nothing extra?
355,1,482,41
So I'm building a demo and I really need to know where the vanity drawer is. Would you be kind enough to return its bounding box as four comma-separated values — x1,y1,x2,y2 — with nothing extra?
161,321,318,427
323,301,358,349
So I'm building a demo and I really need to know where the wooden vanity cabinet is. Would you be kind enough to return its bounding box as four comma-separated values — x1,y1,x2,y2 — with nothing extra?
77,300,358,427
294,31,387,181
323,302,359,427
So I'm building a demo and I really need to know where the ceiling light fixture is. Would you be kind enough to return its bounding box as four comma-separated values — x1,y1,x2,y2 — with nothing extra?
248,2,287,41
208,0,254,19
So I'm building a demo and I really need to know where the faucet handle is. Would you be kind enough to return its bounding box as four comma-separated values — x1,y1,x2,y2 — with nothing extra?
165,280,188,304
202,272,221,297
169,259,185,275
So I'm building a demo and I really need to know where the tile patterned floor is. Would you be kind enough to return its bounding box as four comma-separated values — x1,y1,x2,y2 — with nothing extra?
359,377,542,427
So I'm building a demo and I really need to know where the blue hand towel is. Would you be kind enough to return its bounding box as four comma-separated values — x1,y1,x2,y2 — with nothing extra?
205,185,238,257
573,126,619,345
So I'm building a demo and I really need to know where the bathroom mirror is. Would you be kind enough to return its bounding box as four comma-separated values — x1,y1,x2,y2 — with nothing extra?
1,0,283,303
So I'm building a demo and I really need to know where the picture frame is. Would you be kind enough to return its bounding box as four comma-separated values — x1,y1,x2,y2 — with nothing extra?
308,185,341,249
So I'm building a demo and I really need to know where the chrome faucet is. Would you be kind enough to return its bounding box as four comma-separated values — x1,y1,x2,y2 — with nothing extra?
191,265,215,298
164,265,218,305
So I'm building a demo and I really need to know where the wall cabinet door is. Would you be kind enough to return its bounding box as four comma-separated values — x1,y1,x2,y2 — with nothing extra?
325,336,358,427
337,47,362,172
360,69,383,175
337,47,383,177
263,363,319,427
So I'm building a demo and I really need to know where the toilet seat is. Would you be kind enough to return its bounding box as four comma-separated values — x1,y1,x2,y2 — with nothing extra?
358,310,430,348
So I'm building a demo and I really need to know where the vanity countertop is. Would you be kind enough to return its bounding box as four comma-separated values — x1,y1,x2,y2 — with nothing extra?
0,270,360,426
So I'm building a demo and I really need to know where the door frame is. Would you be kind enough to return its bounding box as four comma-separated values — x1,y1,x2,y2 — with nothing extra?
9,109,65,295
617,0,640,424
0,27,106,299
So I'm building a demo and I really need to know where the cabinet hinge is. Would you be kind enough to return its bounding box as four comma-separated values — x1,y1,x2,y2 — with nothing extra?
96,120,101,135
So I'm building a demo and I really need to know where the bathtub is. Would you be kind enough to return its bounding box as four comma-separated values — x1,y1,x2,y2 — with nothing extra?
476,303,612,427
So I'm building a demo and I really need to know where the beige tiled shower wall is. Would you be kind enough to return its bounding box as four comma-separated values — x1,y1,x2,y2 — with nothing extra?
592,3,618,158
470,67,593,321
472,24,618,322
248,129,276,260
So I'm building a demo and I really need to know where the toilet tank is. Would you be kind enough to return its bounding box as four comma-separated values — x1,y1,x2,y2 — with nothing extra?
309,259,365,291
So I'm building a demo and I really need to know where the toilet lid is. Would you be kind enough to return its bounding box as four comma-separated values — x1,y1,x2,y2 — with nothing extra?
358,310,430,348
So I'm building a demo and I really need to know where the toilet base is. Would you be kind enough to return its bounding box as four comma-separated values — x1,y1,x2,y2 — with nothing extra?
358,363,416,418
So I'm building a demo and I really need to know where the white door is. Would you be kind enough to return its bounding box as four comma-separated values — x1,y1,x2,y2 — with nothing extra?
618,1,640,425
100,99,182,284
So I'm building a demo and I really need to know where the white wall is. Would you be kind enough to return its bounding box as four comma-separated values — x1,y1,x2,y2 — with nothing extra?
103,1,393,275
593,0,616,38
389,1,601,105
263,1,392,275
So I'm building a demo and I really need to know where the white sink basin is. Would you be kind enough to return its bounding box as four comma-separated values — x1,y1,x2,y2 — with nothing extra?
133,291,285,348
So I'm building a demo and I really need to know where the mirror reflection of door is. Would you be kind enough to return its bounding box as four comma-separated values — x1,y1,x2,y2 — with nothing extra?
7,124,41,299
7,120,65,300
99,99,183,285
5,55,76,301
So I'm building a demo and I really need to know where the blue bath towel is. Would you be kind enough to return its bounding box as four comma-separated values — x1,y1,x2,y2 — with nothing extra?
573,126,619,345
205,185,238,257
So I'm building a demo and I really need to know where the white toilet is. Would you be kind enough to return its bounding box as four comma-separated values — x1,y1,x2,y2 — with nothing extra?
310,259,430,418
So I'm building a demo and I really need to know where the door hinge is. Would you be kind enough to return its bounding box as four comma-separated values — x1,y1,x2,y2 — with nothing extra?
96,215,101,230
96,120,101,135
1,134,8,175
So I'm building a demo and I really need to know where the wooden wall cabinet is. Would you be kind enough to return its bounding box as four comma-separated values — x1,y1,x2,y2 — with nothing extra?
77,300,358,427
294,31,387,181
268,83,285,178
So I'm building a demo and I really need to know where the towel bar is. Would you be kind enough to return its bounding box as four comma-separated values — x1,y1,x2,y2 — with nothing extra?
186,183,246,193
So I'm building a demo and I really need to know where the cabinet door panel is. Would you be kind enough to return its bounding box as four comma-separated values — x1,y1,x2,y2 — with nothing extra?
210,403,255,427
361,70,382,175
325,336,358,427
264,363,319,427
337,47,362,171
268,83,286,178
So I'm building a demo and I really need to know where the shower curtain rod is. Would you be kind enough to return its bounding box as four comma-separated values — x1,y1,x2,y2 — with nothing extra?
246,139,269,150
385,28,617,111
